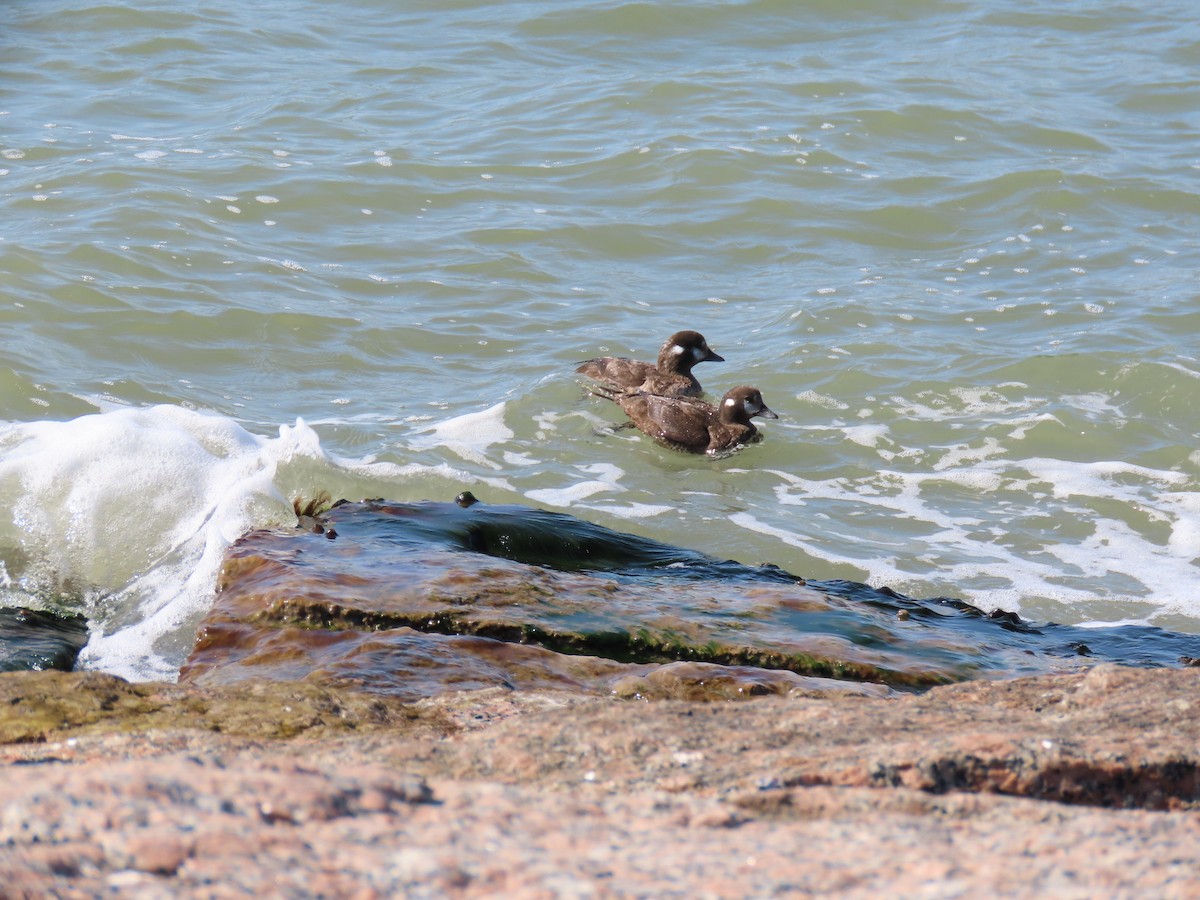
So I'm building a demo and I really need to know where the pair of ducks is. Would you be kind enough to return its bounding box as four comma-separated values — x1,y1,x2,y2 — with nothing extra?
577,331,777,456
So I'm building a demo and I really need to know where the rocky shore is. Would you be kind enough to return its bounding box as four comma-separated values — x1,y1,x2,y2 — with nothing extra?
3,500,1198,897
1,664,1198,897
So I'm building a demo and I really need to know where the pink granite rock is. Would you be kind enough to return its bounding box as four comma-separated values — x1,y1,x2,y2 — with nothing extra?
0,666,1197,896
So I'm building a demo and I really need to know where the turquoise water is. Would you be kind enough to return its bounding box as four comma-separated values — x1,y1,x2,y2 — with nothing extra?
1,0,1198,679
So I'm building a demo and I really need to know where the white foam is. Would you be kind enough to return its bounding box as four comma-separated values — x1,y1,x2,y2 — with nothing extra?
409,402,513,469
0,406,516,681
584,502,672,519
0,405,314,680
526,463,626,507
842,424,890,449
888,384,1041,422
738,454,1200,623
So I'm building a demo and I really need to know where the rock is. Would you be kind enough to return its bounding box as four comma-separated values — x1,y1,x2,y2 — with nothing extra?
4,499,1198,895
0,666,1198,896
120,833,190,876
0,607,89,673
179,500,1199,702
0,669,453,744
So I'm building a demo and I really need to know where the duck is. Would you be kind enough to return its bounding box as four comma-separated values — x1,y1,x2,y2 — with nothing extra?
616,385,778,455
576,330,724,398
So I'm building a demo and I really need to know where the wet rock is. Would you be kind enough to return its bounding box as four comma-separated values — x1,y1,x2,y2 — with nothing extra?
0,669,454,744
182,500,1197,700
0,607,89,673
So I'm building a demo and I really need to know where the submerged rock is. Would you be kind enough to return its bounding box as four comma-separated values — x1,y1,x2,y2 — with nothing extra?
0,607,89,673
182,499,1199,700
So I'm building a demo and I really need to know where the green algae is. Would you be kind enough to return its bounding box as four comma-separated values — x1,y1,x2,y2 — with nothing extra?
0,670,452,744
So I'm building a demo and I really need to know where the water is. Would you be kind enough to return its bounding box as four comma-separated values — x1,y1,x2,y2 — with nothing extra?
2,0,1198,681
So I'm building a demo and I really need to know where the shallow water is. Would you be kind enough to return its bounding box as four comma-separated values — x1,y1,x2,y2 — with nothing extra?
2,0,1198,679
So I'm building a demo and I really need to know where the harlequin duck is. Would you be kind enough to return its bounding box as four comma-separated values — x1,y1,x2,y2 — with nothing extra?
616,385,778,455
576,330,724,398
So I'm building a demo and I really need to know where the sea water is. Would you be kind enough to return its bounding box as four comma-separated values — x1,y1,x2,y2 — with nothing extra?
2,0,1198,680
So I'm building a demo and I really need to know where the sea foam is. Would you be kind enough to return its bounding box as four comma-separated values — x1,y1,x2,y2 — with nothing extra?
0,406,322,680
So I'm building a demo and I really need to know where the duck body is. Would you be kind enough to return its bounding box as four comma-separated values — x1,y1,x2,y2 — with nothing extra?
577,330,723,398
617,385,778,455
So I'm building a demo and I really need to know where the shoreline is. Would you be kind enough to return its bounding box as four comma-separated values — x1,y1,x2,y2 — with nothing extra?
1,665,1197,896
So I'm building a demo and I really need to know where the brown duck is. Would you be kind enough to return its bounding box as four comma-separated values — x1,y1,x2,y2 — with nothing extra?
576,330,724,398
617,385,778,455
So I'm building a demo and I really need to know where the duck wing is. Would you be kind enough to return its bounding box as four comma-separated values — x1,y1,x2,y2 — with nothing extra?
637,370,701,397
577,357,655,391
639,394,715,451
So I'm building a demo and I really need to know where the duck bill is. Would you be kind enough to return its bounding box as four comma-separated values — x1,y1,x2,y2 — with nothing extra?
757,405,779,419
704,350,725,362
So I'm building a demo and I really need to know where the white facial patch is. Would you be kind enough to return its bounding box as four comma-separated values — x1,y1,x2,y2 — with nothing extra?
669,344,686,356
724,397,737,408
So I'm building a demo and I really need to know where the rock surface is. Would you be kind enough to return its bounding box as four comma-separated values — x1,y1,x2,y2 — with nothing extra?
1,665,1198,897
4,500,1199,896
0,607,88,673
180,500,1199,702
